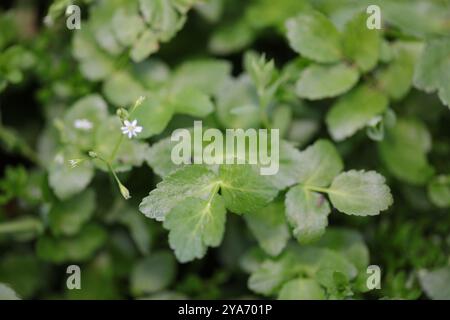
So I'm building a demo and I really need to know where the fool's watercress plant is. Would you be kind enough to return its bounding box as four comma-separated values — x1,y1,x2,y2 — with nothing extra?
0,0,449,300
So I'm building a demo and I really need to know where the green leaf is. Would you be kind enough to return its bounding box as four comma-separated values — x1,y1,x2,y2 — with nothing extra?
414,37,450,107
139,165,219,221
285,11,342,63
117,208,152,255
329,170,393,216
36,224,107,263
377,43,419,100
209,20,254,55
111,8,145,47
379,1,450,39
0,283,20,300
378,118,435,185
297,139,343,187
418,267,450,300
102,71,146,107
285,186,330,244
49,148,94,200
216,75,260,129
427,175,450,208
132,94,175,139
72,27,115,81
130,251,177,296
171,59,231,96
316,228,369,271
278,278,325,300
269,140,303,190
0,254,43,298
64,94,109,150
248,259,292,296
219,164,278,214
244,201,289,256
145,136,183,177
342,13,380,72
326,85,389,141
171,88,214,117
295,63,359,100
139,0,179,41
48,189,96,236
164,195,226,262
130,30,159,62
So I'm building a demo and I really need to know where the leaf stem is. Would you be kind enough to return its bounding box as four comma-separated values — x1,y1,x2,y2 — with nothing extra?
0,217,43,235
303,185,332,194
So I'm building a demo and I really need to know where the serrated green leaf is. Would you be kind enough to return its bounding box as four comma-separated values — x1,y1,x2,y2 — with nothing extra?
326,85,389,141
295,63,359,100
342,13,380,72
329,170,393,216
286,11,342,63
414,37,450,107
139,165,219,221
219,164,278,214
285,186,330,244
278,278,325,300
244,201,289,256
164,195,226,263
297,139,343,187
48,189,95,236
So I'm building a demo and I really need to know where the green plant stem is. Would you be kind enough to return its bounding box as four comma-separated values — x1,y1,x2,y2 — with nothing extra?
303,185,332,194
109,134,124,163
0,217,43,235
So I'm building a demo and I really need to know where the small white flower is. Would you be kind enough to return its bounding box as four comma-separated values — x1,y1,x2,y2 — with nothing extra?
121,119,143,139
74,119,93,131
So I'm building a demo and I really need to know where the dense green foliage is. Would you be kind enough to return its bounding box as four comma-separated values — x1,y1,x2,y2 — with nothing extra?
0,0,449,300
